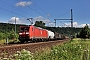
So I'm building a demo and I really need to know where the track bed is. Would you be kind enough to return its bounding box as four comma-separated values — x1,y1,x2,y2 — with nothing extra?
0,39,69,58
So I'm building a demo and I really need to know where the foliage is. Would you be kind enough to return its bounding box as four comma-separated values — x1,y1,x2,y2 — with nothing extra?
46,27,82,37
0,23,26,40
14,49,34,60
1,38,90,60
0,23,19,33
8,29,16,39
34,39,90,60
34,21,46,28
0,30,18,40
79,24,90,38
1,49,34,60
0,32,6,40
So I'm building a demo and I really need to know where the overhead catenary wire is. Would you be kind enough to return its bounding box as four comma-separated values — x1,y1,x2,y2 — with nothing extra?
1,0,55,24
0,0,53,26
31,1,49,15
17,0,47,18
17,0,54,22
0,6,27,18
57,10,70,18
31,0,55,20
28,0,73,27
0,0,32,17
59,21,70,27
17,0,56,26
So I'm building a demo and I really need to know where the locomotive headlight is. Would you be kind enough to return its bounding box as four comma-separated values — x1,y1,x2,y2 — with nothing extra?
26,32,29,34
19,33,22,35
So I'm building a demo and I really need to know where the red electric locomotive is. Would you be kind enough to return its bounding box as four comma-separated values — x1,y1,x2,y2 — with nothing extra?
18,25,54,43
18,25,68,43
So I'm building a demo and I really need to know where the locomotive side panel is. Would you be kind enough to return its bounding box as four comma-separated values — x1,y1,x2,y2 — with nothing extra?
29,26,33,39
30,26,48,39
42,29,48,38
33,27,42,38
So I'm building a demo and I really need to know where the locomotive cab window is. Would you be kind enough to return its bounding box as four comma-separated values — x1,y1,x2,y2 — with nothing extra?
20,27,29,31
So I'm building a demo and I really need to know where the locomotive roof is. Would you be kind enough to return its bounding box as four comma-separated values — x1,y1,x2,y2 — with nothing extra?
20,25,48,30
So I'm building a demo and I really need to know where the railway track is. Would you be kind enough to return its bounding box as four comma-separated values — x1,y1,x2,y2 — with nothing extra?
0,39,69,58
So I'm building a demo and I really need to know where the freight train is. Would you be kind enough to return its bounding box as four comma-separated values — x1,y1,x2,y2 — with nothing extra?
18,25,67,43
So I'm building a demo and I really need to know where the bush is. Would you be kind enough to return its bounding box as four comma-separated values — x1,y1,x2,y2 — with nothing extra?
2,49,34,60
79,24,90,38
34,39,90,60
0,32,6,40
14,49,34,60
0,29,19,40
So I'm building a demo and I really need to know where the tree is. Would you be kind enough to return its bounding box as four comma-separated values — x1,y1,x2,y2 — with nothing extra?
79,24,90,38
34,21,46,28
8,29,16,39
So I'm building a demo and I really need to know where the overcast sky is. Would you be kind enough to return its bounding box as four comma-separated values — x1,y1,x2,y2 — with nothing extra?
0,0,90,27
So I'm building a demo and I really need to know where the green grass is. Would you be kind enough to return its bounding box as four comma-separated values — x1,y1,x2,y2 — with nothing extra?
0,39,19,45
2,38,90,60
0,39,8,44
34,38,90,60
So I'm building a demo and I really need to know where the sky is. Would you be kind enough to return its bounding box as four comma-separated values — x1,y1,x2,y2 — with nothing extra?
0,0,90,27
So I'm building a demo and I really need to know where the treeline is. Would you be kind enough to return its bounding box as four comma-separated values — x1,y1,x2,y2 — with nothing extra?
0,23,26,33
77,24,90,38
46,27,82,37
0,22,83,40
0,23,26,40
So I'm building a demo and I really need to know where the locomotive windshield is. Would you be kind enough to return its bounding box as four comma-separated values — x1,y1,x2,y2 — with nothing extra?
20,27,29,31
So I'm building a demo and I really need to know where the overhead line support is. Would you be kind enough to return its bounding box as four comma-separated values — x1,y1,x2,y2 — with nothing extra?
54,9,73,27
